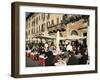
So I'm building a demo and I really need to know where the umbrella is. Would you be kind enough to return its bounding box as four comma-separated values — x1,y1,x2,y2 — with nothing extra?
35,35,55,39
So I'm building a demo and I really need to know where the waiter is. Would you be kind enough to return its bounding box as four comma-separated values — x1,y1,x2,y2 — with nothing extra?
44,43,54,66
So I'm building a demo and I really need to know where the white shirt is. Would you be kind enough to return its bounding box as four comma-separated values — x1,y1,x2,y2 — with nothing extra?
66,44,73,51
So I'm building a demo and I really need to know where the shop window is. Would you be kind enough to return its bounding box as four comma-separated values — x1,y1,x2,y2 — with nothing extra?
83,33,87,36
47,21,50,28
47,13,50,19
36,17,38,24
41,13,45,21
71,30,78,35
57,17,59,24
41,24,45,32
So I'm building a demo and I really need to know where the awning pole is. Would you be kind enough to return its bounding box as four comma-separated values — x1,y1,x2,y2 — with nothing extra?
56,31,60,54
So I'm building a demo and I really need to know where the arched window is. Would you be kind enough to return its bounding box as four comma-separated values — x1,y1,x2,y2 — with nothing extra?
71,30,78,35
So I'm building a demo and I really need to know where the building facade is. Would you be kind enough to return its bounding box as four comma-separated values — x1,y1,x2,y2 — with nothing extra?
26,13,63,43
26,13,89,46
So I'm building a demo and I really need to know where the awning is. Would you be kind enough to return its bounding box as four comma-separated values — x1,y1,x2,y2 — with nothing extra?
66,35,86,40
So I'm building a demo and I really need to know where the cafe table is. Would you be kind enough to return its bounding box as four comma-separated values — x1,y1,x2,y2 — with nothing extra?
39,55,45,66
26,50,31,57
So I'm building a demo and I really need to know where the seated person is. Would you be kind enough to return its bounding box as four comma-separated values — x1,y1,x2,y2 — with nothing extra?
79,49,88,64
43,43,54,66
67,51,79,65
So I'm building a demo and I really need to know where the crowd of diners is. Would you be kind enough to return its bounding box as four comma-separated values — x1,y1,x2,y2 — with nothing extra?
26,40,89,66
